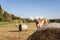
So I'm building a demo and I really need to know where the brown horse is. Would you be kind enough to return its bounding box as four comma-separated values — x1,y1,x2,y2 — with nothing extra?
35,18,48,30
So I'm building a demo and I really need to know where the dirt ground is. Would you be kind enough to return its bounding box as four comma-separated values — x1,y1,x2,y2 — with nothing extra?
0,23,36,40
0,23,60,40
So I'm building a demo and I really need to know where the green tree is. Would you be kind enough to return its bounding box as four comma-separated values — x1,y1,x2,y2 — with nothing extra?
0,5,2,14
2,11,8,21
0,5,2,10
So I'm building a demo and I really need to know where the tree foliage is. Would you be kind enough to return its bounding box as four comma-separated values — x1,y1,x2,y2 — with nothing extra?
0,5,21,22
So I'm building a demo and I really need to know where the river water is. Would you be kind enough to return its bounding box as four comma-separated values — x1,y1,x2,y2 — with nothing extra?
43,23,60,29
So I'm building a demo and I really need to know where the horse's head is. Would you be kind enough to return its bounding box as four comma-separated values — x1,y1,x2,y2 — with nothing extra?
34,19,40,24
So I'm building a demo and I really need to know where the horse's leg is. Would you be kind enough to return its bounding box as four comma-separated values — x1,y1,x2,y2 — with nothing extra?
37,24,43,31
36,23,39,29
45,19,48,26
36,24,40,31
39,26,42,30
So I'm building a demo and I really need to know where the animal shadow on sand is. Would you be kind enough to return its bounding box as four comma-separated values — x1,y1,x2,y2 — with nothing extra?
9,30,28,32
9,30,19,32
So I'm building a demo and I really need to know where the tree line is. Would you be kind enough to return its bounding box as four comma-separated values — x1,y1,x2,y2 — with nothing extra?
0,5,34,23
0,5,60,23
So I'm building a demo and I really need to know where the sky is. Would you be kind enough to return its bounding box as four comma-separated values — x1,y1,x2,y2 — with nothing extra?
0,0,60,19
